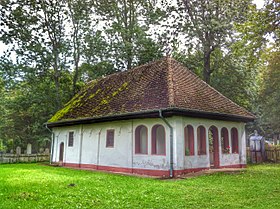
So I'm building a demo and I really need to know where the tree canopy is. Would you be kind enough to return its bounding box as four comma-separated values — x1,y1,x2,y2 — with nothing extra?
0,0,279,151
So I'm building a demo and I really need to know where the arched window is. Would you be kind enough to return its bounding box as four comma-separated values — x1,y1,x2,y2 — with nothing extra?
185,125,194,156
151,125,166,155
208,126,218,153
209,126,220,168
231,128,239,153
197,126,206,155
221,128,230,154
135,125,148,154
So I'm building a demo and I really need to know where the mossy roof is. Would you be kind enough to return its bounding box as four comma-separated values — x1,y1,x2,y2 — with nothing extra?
48,57,255,125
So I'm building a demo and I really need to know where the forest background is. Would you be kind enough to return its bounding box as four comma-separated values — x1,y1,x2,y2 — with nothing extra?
0,0,279,152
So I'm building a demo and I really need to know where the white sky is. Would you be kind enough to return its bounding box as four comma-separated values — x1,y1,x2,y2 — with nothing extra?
254,0,265,9
0,0,265,58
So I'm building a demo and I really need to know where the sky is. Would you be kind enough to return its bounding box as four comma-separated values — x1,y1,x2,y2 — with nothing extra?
0,0,265,57
254,0,265,9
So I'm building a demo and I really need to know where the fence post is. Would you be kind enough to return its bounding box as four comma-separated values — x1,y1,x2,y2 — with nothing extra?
274,148,277,163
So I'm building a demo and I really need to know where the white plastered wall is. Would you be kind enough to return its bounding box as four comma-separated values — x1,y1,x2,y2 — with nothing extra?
51,116,246,171
172,116,246,170
51,118,171,170
132,118,171,170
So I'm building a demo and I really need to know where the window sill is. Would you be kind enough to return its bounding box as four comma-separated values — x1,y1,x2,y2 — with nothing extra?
151,153,166,156
135,153,148,155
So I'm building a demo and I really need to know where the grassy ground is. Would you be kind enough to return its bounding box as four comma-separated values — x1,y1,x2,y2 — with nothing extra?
0,164,280,209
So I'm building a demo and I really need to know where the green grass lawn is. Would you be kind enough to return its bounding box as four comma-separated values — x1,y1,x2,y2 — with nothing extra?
0,164,280,209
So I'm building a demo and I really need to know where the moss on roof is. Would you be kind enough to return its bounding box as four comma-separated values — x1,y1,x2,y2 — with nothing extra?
48,57,255,124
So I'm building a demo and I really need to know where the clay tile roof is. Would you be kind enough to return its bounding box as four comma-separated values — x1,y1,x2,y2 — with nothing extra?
48,57,255,125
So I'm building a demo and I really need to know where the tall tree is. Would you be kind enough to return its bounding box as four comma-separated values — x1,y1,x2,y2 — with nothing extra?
91,0,164,70
173,0,251,83
0,0,69,109
260,50,280,132
66,0,94,95
235,0,280,134
0,69,73,149
235,0,279,63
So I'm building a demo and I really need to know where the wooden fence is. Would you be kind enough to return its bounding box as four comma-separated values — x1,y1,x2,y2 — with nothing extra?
265,147,280,162
247,147,280,163
0,153,50,164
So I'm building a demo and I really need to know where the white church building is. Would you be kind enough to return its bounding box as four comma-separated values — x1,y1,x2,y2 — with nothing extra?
47,57,255,177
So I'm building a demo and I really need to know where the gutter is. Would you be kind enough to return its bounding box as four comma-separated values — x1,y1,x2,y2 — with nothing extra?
46,108,255,128
45,124,54,165
159,109,174,178
79,125,84,167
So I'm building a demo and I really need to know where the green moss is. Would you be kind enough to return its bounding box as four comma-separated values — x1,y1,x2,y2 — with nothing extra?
48,97,83,123
88,89,101,100
100,99,109,105
48,104,72,123
90,82,129,114
48,81,129,123
112,82,128,97
49,82,100,123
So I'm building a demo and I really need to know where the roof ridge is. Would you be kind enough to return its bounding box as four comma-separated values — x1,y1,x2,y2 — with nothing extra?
166,56,175,107
171,59,255,117
82,57,167,82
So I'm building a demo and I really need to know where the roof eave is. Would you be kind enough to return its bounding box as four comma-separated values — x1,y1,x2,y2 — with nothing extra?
167,108,255,123
46,108,255,128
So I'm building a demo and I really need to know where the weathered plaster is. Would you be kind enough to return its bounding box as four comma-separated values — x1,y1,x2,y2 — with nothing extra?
51,116,247,176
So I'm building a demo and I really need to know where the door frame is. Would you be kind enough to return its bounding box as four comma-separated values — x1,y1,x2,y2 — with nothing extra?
209,126,220,168
59,142,64,165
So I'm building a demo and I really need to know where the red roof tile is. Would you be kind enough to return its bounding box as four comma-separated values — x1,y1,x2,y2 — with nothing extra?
48,57,255,125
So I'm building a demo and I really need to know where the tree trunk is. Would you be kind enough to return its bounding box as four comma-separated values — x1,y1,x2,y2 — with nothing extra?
127,57,132,70
53,48,62,110
72,62,79,96
203,50,211,84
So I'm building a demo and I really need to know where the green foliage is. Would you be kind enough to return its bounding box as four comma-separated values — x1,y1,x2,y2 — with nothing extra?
235,0,279,63
91,0,164,70
0,0,164,151
235,0,280,134
0,0,279,150
79,62,116,81
185,147,190,156
171,0,251,83
260,50,280,132
1,164,280,208
0,70,72,149
0,139,6,152
210,50,258,111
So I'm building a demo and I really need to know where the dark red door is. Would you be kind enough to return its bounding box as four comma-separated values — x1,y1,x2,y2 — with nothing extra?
59,142,64,162
212,127,220,168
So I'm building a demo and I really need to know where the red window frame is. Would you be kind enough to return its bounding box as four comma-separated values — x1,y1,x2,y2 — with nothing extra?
197,126,206,155
135,125,148,154
68,131,74,147
151,125,166,155
231,128,239,153
185,125,194,156
221,128,230,154
106,129,115,148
